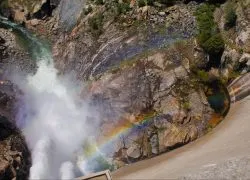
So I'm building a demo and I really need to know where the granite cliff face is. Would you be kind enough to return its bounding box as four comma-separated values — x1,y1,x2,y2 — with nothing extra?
0,0,249,177
52,2,198,80
218,0,250,80
87,42,214,168
0,78,31,180
0,22,34,179
51,0,248,170
0,0,58,22
50,0,217,169
0,27,35,74
0,115,31,180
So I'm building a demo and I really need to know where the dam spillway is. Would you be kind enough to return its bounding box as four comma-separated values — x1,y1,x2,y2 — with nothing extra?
228,73,250,103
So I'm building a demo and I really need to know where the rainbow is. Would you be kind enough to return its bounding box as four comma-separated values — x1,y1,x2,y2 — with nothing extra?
79,112,158,170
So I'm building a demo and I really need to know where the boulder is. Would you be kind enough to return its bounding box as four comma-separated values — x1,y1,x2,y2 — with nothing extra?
221,48,240,67
0,0,61,24
13,10,26,24
150,134,159,154
0,87,31,179
158,11,166,16
189,92,204,118
239,53,250,65
158,124,198,152
127,145,141,159
29,19,39,26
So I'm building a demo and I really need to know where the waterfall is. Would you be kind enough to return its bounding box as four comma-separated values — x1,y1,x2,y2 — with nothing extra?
0,16,100,179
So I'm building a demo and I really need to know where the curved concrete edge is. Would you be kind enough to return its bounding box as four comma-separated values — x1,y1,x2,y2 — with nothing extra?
113,96,250,179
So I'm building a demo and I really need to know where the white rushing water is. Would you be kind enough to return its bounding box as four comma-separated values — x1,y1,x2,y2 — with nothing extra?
0,16,100,179
22,61,95,179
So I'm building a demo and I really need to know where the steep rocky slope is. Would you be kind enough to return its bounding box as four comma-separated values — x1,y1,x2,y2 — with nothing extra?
51,0,248,170
217,0,250,80
0,28,35,74
53,2,198,80
0,25,33,180
0,78,31,180
0,116,31,180
87,41,214,168
0,0,249,176
49,0,225,170
113,96,250,179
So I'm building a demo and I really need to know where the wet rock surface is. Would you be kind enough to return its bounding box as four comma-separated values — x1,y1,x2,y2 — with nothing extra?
52,2,198,80
0,0,59,22
0,28,36,74
88,41,213,167
1,0,249,176
0,126,31,180
0,27,32,180
217,0,250,79
0,0,217,172
0,82,31,179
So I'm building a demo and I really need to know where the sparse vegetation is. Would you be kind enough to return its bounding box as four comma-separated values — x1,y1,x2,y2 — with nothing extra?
95,0,104,5
137,0,177,7
195,3,225,68
224,1,237,30
88,13,104,37
117,2,130,15
202,33,224,55
147,0,154,6
197,70,210,82
0,0,9,15
137,0,155,7
0,0,42,13
182,101,190,110
83,5,93,15
195,4,217,46
157,0,176,5
138,0,146,7
207,0,226,4
0,0,8,9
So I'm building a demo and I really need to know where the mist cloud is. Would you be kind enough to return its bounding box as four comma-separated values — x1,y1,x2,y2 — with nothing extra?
12,60,100,179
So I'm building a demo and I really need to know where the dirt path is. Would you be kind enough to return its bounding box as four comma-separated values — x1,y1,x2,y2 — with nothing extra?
113,97,250,179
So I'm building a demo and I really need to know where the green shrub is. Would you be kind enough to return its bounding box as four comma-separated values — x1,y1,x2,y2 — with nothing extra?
137,0,176,7
138,0,146,7
195,3,225,67
95,0,104,5
84,6,93,15
117,2,130,14
197,70,210,82
207,0,226,4
0,0,8,14
158,0,175,5
88,13,104,37
195,3,216,45
185,0,225,4
183,101,191,110
224,2,237,30
203,34,225,55
0,0,8,9
146,0,154,6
